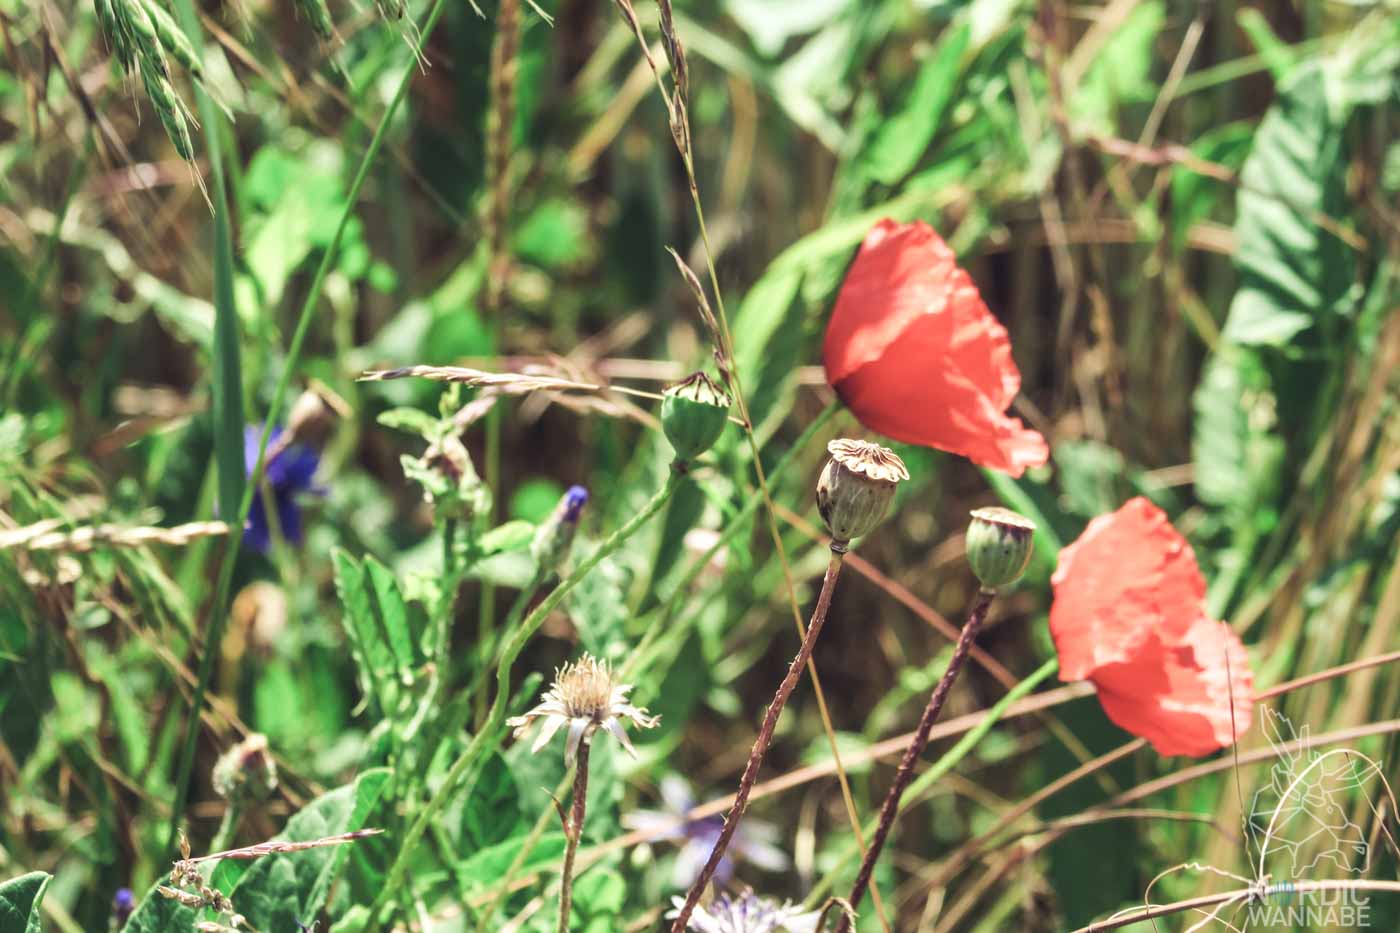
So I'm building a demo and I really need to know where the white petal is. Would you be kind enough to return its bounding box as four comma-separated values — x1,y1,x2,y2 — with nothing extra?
564,719,590,767
530,714,567,754
603,717,639,758
672,839,709,889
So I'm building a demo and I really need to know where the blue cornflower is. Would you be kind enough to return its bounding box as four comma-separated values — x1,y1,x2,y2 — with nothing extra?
244,424,322,553
111,887,135,928
625,776,789,889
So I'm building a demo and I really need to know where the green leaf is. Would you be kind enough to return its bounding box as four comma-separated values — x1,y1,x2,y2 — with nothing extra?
1069,1,1163,137
363,555,415,672
1222,63,1357,346
1191,346,1284,514
1236,8,1299,81
0,872,51,933
332,549,396,714
215,769,390,930
860,23,970,185
479,520,537,557
571,868,626,928
121,883,196,933
452,753,523,850
457,833,567,894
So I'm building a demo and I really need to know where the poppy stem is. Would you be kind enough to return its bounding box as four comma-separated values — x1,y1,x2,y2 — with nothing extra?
557,740,590,933
670,546,847,933
834,587,997,933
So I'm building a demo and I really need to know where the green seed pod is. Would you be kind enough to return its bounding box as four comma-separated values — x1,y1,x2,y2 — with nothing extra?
117,0,171,79
815,438,908,547
660,371,731,462
965,507,1036,590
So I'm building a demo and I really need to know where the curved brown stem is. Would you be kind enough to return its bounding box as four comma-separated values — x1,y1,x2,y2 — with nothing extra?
670,548,847,932
558,739,591,933
834,588,997,933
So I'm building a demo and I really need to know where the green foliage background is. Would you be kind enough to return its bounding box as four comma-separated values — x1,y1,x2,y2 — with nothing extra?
2,0,1400,930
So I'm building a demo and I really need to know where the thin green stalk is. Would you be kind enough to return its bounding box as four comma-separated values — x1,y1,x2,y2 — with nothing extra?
164,0,453,852
208,801,242,855
370,471,685,927
806,658,1060,907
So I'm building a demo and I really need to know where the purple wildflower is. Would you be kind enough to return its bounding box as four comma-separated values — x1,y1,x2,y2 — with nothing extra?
111,887,135,927
562,484,589,523
244,424,322,553
625,776,789,889
667,889,821,933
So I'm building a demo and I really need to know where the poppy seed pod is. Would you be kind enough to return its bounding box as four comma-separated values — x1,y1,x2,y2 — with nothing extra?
815,439,908,547
965,507,1036,589
661,372,731,462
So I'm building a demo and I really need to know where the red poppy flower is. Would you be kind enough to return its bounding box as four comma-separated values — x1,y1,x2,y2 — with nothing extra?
1049,497,1253,757
822,219,1049,477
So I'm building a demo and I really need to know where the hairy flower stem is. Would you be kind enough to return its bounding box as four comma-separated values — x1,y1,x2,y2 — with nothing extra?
208,801,241,855
370,472,684,929
833,587,998,933
557,740,591,933
670,548,847,932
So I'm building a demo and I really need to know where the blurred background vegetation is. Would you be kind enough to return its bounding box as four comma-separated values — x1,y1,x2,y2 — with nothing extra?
3,0,1400,930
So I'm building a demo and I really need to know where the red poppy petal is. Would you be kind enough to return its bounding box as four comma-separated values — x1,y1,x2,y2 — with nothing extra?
1089,619,1253,757
822,219,1048,476
831,312,1049,476
1049,497,1208,680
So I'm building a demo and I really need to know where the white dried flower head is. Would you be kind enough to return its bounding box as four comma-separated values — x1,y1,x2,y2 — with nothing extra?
506,654,659,766
668,890,822,933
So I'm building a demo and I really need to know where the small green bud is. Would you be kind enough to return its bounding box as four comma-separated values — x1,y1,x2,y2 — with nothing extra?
660,372,731,462
965,507,1036,589
530,486,588,576
211,734,278,804
815,439,908,548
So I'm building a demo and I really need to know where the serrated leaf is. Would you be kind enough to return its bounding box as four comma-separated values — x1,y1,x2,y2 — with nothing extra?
1222,63,1357,346
332,549,395,714
214,769,390,930
0,872,51,933
363,555,415,672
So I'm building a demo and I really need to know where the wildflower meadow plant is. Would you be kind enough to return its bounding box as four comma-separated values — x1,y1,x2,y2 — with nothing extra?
11,3,1400,932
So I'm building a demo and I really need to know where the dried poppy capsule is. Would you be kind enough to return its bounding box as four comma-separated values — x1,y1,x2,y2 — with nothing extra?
965,507,1036,589
660,372,731,463
815,439,908,547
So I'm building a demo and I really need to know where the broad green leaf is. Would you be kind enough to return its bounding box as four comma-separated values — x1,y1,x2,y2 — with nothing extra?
570,868,626,930
452,753,523,851
215,769,390,930
861,23,970,184
457,833,567,894
1222,64,1357,346
122,883,196,933
0,872,51,933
